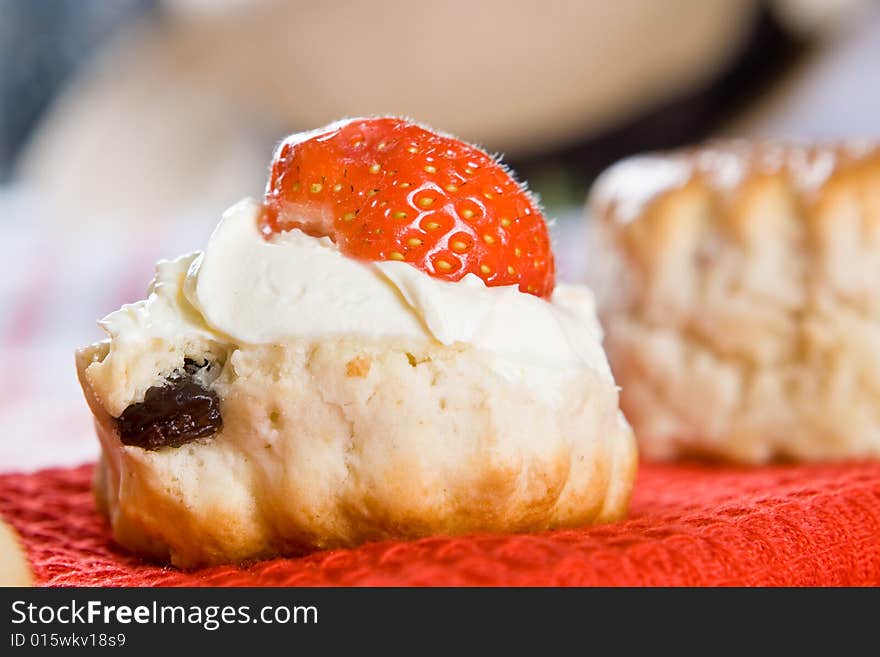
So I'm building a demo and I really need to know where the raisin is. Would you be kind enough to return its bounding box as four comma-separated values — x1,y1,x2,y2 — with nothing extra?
116,370,222,451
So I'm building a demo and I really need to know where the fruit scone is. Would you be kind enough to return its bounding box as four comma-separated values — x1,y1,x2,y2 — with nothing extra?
588,140,880,463
76,118,637,567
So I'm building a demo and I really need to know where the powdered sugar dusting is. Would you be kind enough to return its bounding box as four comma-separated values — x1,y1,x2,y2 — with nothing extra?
593,141,880,224
590,155,692,224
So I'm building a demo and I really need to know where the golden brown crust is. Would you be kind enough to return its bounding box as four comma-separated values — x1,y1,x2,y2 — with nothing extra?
588,141,880,463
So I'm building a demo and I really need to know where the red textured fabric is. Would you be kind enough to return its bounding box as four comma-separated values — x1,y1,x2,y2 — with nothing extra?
1,462,879,586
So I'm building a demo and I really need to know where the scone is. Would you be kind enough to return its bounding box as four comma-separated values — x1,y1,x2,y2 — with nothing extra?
77,117,636,567
588,140,880,463
0,518,32,586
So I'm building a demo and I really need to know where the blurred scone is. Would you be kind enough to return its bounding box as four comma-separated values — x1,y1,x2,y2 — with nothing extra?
0,518,32,586
589,141,880,463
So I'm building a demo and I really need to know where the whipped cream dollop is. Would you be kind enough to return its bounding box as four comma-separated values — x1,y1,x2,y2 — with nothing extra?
101,198,614,401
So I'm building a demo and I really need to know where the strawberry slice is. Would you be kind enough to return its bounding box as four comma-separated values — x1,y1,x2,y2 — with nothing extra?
261,117,555,298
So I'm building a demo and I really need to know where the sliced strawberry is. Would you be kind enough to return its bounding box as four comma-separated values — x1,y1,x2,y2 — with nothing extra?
261,117,555,298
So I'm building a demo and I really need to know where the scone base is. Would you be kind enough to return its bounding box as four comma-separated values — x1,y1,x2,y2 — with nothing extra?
77,336,636,567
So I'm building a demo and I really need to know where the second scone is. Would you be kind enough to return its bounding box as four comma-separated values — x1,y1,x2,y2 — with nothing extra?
589,140,880,463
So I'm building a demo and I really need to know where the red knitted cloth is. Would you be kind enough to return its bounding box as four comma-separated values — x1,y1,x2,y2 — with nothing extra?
1,462,879,586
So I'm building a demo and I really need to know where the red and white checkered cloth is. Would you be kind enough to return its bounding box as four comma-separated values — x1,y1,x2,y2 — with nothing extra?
0,188,224,472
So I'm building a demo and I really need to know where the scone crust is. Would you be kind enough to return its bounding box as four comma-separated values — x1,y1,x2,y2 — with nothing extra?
77,337,636,567
589,140,880,462
0,518,32,586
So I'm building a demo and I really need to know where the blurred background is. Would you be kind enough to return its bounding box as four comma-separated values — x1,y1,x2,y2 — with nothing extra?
1,0,879,471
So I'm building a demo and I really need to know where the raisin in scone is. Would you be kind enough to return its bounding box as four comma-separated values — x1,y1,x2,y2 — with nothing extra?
77,118,636,567
588,140,880,463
